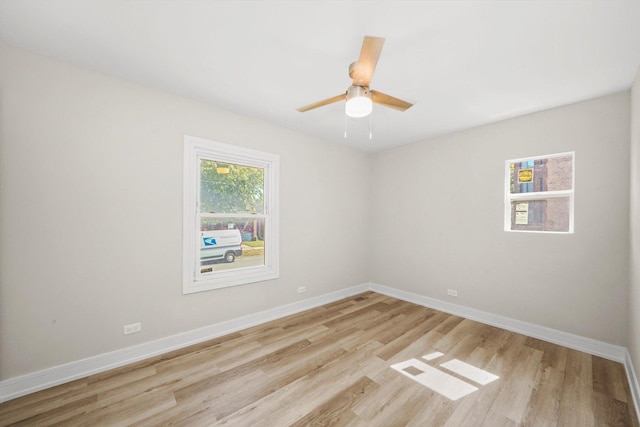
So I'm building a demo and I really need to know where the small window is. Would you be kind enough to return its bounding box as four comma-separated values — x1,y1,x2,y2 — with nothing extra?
183,135,279,293
505,152,574,233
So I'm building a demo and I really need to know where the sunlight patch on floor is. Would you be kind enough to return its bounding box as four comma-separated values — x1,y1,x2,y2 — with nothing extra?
440,359,499,385
391,353,499,401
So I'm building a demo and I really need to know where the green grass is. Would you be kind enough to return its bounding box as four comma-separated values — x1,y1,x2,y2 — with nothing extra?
242,240,264,248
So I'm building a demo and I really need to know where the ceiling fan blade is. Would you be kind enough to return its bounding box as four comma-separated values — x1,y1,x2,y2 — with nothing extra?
350,36,385,87
371,90,413,111
297,93,346,112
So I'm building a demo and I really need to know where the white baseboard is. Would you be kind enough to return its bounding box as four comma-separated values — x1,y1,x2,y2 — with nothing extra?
0,283,369,403
2,281,639,415
625,349,640,421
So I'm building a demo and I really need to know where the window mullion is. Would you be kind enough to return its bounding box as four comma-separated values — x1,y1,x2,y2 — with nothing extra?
508,189,573,201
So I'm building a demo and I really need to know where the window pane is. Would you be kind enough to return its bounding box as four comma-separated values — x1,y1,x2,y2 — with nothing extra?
200,159,264,214
509,154,573,194
199,217,265,274
510,198,571,232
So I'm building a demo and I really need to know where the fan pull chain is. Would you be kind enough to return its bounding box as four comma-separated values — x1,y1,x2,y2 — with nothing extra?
343,112,374,139
344,114,348,138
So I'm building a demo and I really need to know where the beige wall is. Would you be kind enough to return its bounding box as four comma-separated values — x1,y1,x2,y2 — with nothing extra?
0,44,370,379
369,92,630,345
630,68,640,375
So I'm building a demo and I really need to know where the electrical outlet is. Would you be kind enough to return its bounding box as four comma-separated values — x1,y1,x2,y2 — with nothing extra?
124,322,142,335
447,289,458,297
297,286,306,293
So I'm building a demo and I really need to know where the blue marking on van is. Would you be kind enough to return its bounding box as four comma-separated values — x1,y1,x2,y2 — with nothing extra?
203,237,217,246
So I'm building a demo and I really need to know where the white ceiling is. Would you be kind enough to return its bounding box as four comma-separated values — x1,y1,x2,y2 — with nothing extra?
2,1,640,152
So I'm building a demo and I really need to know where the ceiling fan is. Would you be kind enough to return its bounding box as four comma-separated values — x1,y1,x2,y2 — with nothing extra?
297,36,413,118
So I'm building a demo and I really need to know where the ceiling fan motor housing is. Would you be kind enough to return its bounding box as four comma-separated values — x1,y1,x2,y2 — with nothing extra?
297,36,411,115
348,61,358,80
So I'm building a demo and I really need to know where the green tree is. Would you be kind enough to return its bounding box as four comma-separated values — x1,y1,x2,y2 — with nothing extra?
199,160,264,214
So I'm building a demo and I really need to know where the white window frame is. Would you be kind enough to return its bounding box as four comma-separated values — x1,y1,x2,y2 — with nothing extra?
504,151,575,234
183,135,279,294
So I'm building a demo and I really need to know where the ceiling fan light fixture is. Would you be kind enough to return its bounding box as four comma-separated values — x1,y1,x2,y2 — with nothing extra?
345,85,372,118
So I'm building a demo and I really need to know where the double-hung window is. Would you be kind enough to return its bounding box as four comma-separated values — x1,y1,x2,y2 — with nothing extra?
505,152,574,233
183,135,279,294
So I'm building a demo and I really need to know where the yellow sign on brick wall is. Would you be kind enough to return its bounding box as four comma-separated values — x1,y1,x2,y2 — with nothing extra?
518,168,533,183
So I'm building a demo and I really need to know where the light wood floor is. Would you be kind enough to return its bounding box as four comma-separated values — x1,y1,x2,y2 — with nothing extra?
1,292,638,426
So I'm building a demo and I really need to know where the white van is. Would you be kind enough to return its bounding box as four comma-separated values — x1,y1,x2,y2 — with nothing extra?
200,229,243,264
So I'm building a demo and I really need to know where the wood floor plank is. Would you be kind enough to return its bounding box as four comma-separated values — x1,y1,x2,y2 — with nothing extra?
484,345,544,423
593,391,638,427
1,292,637,426
352,368,431,426
525,336,569,372
375,310,446,362
520,365,564,426
557,349,597,426
3,395,99,427
0,380,89,418
53,389,176,427
216,341,386,426
289,376,379,427
593,354,631,404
